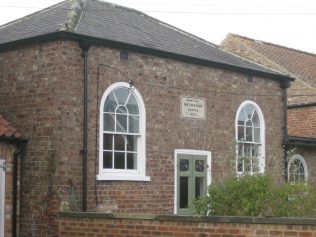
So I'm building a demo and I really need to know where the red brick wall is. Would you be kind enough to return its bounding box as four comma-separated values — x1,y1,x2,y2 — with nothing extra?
0,39,286,236
288,107,316,137
58,212,316,237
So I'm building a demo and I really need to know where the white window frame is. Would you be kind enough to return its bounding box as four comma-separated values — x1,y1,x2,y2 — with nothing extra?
287,154,308,183
174,149,211,214
97,82,150,181
235,100,265,175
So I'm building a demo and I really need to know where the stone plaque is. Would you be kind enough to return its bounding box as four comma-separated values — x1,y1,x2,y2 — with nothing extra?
181,97,205,119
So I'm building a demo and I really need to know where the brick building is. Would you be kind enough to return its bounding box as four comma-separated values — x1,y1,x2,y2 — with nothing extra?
0,1,292,236
0,115,24,237
221,33,316,184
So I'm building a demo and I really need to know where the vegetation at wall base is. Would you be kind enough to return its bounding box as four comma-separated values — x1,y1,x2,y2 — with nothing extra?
194,174,316,217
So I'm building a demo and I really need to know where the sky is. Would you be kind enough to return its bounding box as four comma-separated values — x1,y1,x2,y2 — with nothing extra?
0,0,315,54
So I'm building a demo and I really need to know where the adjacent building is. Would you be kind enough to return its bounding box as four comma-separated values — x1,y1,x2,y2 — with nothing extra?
221,33,316,184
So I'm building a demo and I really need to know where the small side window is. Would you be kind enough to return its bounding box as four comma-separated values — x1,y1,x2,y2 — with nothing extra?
288,154,308,183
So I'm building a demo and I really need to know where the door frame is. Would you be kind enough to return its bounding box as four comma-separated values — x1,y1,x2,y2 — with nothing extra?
0,160,5,237
174,149,211,214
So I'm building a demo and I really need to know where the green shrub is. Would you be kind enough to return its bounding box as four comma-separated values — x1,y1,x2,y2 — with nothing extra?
194,175,316,217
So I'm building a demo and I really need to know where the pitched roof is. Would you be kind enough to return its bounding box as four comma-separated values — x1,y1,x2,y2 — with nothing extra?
0,114,22,140
221,33,316,104
0,0,291,81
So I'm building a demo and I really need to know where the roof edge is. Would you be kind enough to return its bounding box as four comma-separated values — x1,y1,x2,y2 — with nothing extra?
287,135,316,146
0,31,294,82
288,102,316,109
225,33,316,58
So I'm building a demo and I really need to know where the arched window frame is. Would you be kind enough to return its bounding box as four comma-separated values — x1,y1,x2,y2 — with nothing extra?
97,82,150,181
287,154,308,183
235,100,265,175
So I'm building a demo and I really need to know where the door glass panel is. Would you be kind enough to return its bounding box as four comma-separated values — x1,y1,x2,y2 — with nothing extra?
195,160,205,172
180,177,189,209
195,177,204,198
180,159,189,172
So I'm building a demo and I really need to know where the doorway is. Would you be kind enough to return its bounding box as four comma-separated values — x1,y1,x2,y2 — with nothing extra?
174,150,211,215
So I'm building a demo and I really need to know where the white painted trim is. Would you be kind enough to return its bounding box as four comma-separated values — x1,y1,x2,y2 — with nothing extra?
288,154,308,182
98,82,149,181
174,149,212,214
0,160,5,237
235,100,265,174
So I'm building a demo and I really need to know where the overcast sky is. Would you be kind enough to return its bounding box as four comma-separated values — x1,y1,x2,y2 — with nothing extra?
0,0,315,54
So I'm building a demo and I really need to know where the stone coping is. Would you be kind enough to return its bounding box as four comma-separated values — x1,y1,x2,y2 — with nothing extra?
59,212,316,225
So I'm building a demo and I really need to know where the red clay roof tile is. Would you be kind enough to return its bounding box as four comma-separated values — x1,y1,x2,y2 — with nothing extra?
0,114,22,139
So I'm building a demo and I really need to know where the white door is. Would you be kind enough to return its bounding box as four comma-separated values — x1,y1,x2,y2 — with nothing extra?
0,160,5,237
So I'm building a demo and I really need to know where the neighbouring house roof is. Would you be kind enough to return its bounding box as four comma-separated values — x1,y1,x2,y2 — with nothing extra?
0,114,22,140
0,0,292,82
221,33,316,105
220,33,316,141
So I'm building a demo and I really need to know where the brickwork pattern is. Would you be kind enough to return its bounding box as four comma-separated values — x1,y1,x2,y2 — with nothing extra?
288,107,316,137
0,39,286,236
58,213,316,237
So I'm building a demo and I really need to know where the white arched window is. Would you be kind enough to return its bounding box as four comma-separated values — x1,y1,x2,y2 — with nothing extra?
288,154,308,183
97,82,150,181
236,100,265,175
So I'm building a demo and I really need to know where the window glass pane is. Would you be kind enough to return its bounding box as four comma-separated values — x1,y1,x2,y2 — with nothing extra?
116,106,127,114
103,151,112,168
195,160,205,172
114,134,125,151
246,120,252,127
238,126,244,141
114,88,129,105
104,92,117,112
180,159,189,172
238,110,246,125
103,134,113,150
289,158,305,183
246,127,252,141
126,94,139,115
129,115,139,133
114,152,125,169
254,127,260,142
127,153,137,170
104,113,114,132
116,114,127,132
126,135,137,152
180,177,189,209
195,177,204,198
253,110,260,127
244,105,254,119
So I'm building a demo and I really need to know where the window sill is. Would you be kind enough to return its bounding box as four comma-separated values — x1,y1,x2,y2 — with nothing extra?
97,174,150,182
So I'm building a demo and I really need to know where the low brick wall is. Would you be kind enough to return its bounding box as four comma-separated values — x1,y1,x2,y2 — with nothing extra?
59,212,316,237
